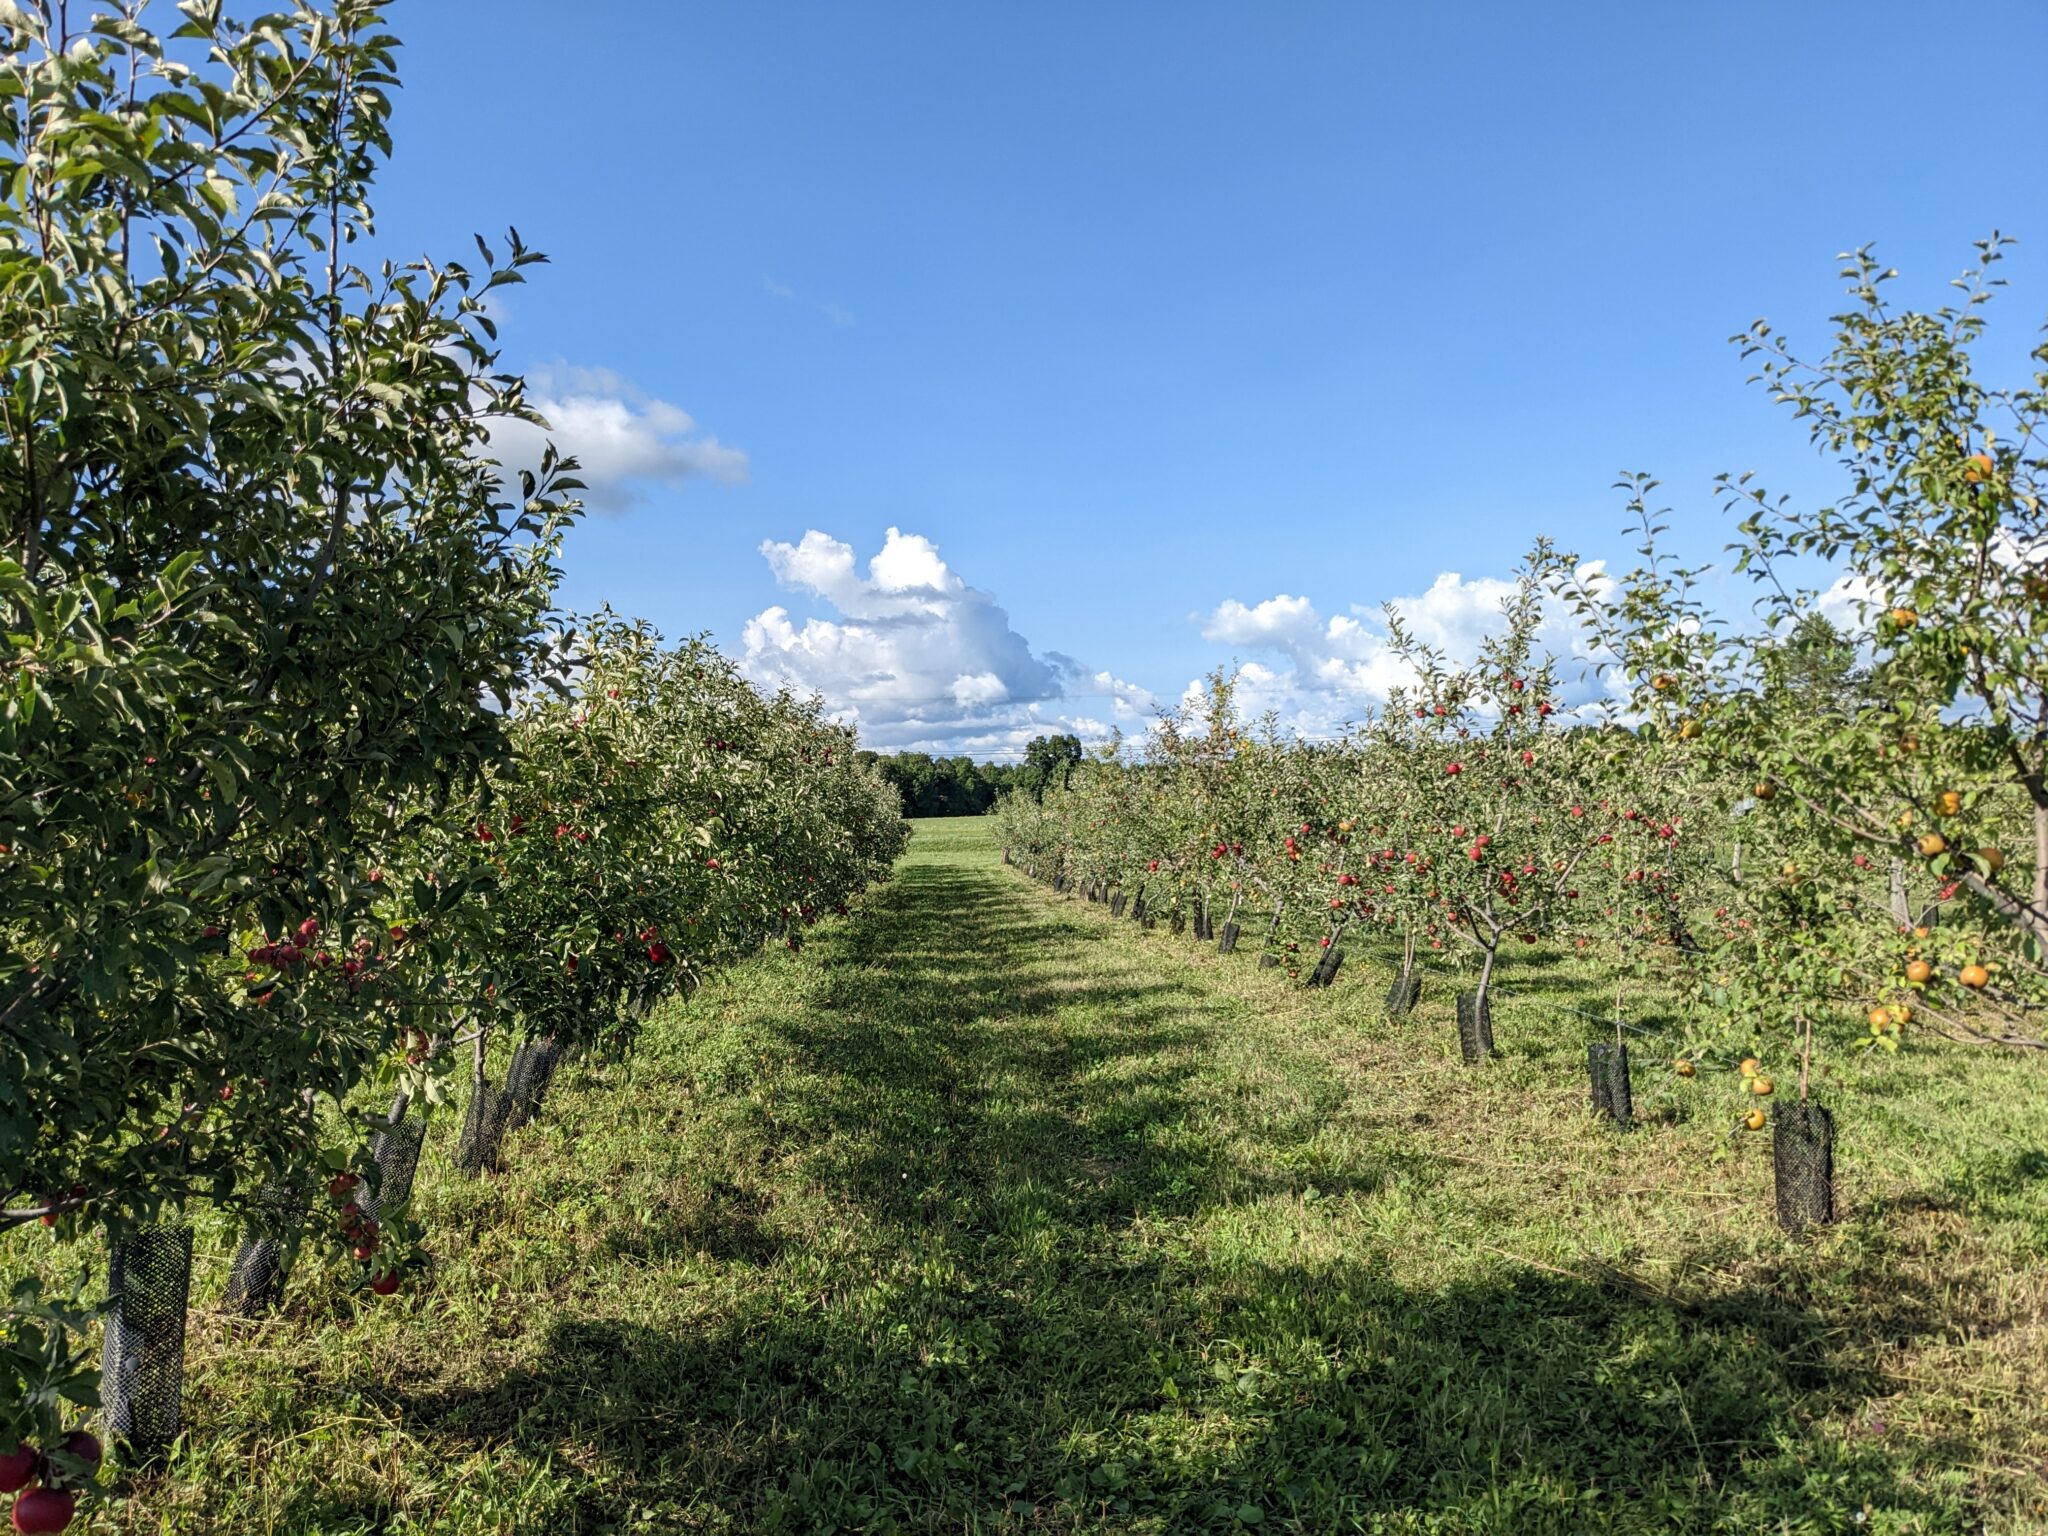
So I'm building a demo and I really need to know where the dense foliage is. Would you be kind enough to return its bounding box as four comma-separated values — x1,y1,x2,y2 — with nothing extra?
0,2,905,1516
866,751,1011,817
863,734,1083,817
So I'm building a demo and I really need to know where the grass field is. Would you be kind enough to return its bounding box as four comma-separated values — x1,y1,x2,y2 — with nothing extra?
15,816,2048,1533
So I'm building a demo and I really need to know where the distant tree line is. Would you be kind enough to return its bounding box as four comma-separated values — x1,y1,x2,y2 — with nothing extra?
861,734,1085,817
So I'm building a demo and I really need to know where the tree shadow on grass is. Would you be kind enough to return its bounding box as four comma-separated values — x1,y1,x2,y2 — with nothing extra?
366,1244,1987,1536
345,857,2009,1535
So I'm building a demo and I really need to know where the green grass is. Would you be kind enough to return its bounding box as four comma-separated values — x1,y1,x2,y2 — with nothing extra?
12,816,2048,1533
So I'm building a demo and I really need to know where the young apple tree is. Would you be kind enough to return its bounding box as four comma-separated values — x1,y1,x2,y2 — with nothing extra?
1556,239,2046,1060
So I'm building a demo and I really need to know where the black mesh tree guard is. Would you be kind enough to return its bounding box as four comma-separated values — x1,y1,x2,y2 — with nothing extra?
1455,991,1495,1064
1773,1101,1836,1232
1192,901,1212,942
365,1110,428,1218
454,1075,514,1177
1258,952,1279,969
221,1179,310,1317
1131,896,1148,924
1384,973,1422,1017
501,1039,540,1107
1053,873,1066,894
1109,892,1126,917
102,1224,192,1467
1217,920,1239,955
1170,908,1186,935
1587,1041,1633,1128
1308,944,1344,987
504,1037,567,1132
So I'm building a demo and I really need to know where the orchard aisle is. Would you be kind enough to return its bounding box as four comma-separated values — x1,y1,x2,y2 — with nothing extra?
134,818,2042,1535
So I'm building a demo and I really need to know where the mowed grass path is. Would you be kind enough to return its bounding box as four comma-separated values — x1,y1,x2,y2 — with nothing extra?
62,818,2048,1533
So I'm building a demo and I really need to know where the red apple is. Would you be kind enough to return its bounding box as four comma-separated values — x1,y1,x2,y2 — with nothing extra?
0,1448,37,1495
10,1487,75,1534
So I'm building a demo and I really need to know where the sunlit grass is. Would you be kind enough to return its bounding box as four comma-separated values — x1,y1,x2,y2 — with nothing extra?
9,815,2045,1533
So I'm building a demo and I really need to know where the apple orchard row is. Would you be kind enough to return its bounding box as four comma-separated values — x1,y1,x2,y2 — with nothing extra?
996,534,2041,1232
0,5,914,1524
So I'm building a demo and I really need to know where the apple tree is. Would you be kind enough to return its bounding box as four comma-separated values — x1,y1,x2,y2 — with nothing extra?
0,0,577,1449
1555,239,2046,1064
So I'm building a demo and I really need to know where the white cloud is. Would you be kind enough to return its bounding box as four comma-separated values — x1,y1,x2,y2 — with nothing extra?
489,363,748,511
741,527,1155,755
1092,669,1158,719
1189,564,1618,737
1815,570,1878,633
950,671,1008,706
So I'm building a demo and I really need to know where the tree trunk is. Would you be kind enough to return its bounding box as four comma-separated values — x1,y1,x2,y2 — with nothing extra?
1386,927,1421,1017
1456,943,1498,1064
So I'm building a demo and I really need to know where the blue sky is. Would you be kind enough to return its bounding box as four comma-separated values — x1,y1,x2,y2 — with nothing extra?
374,1,2048,756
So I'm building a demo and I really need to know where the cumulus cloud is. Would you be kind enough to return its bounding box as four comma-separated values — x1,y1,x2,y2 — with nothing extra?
489,363,748,511
1190,565,1618,737
1815,570,1879,633
741,527,1155,755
